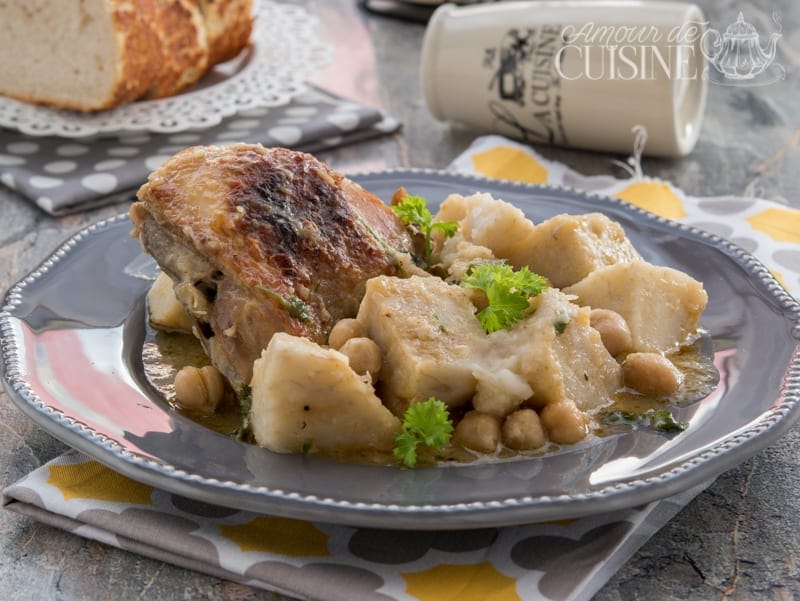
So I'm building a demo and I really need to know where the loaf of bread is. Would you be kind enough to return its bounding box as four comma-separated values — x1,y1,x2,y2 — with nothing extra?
197,0,255,66
0,0,253,112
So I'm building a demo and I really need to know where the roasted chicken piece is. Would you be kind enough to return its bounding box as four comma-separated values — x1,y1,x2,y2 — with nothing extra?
131,144,413,391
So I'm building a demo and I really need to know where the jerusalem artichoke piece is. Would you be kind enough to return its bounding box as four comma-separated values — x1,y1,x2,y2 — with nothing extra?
356,275,486,417
470,367,534,418
492,288,622,412
433,192,538,265
249,333,401,454
563,260,707,354
438,238,496,282
147,272,193,333
513,213,641,288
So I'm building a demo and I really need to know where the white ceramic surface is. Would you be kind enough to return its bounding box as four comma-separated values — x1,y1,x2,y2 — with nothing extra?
421,1,708,156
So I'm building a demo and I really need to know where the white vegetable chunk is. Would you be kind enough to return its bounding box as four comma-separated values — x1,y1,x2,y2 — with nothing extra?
147,271,193,332
356,275,486,416
357,276,620,418
563,261,708,353
491,288,622,412
471,367,533,418
438,238,495,282
433,192,538,265
249,332,401,454
513,213,641,287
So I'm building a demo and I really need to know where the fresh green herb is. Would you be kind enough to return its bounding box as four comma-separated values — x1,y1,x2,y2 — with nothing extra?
602,408,686,433
232,385,253,442
649,409,687,432
285,295,311,321
554,316,570,334
602,409,640,425
394,397,454,468
461,262,549,333
433,313,449,334
255,285,312,322
391,194,459,263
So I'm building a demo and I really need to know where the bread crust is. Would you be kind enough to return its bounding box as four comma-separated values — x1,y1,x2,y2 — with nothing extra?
103,0,164,109
197,0,254,66
146,0,210,99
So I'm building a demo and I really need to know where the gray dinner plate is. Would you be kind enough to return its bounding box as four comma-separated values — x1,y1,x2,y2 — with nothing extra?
2,170,799,529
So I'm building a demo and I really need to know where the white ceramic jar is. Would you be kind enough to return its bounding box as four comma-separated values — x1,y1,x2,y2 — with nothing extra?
421,1,709,156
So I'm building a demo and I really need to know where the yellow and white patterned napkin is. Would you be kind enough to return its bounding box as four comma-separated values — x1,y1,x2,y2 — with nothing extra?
4,135,798,601
4,449,708,601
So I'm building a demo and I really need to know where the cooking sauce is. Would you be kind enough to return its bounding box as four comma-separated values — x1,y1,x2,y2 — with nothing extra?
142,324,719,466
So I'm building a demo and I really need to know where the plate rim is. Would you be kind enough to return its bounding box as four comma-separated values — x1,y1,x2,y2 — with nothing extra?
2,169,799,529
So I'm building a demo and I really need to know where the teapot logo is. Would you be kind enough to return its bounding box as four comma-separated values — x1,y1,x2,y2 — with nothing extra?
702,12,785,85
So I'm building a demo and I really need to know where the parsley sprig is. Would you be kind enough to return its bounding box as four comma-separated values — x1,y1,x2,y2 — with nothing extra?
232,385,254,442
602,408,686,432
394,397,454,467
255,285,312,322
461,262,548,333
391,194,459,264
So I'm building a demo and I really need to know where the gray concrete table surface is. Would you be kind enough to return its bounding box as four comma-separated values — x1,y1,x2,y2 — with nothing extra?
1,0,798,599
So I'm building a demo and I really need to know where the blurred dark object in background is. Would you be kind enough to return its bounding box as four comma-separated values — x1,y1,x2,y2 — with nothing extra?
359,0,503,23
358,0,437,22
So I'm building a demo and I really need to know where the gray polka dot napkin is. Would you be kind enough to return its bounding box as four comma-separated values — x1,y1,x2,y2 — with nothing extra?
0,87,400,216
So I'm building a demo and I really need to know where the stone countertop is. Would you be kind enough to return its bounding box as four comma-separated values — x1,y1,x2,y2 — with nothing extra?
0,1,797,599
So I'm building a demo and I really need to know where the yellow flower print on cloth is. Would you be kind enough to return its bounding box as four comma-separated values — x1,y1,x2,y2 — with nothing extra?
747,207,800,243
470,146,549,184
47,460,154,505
220,517,330,557
403,562,522,601
615,181,687,220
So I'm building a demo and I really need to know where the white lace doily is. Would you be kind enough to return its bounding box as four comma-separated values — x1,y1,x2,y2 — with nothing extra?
0,1,332,138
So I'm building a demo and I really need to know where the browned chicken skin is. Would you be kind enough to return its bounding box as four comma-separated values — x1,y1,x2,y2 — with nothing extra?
131,144,413,391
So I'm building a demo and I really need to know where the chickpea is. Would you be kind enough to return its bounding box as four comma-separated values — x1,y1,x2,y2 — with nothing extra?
328,318,364,350
173,365,227,413
339,337,382,381
390,186,410,206
502,409,547,450
540,399,588,444
590,308,633,357
622,352,683,396
453,410,501,454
